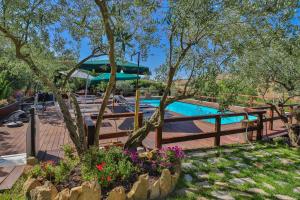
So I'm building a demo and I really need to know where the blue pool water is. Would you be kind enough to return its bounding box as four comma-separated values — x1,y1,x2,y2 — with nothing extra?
141,99,257,125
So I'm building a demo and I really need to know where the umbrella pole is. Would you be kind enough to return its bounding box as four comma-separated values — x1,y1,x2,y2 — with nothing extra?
113,86,115,110
134,89,140,131
84,74,90,104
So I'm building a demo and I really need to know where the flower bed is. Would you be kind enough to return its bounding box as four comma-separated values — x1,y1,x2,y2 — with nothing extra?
23,145,184,200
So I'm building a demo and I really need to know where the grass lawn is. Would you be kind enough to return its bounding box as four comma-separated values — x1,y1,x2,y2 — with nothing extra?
1,141,300,200
168,141,300,200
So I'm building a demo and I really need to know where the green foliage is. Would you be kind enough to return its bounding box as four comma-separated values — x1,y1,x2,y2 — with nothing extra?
115,81,134,96
217,77,257,111
30,165,43,178
95,82,108,93
81,146,137,188
62,144,75,159
138,79,165,95
0,73,12,100
29,153,79,184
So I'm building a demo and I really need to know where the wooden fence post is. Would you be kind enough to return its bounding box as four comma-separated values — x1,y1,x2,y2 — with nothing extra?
155,126,162,149
29,108,36,156
289,106,293,124
214,116,221,146
269,106,274,130
138,112,143,128
256,113,264,140
84,116,96,148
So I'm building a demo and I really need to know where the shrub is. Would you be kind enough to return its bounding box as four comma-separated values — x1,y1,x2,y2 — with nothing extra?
61,144,75,159
82,146,137,187
30,165,44,178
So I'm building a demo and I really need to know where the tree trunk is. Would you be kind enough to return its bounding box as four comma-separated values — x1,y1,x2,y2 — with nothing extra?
273,105,300,146
94,0,117,146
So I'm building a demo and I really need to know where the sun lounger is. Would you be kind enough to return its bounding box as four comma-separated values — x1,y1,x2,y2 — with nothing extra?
114,95,150,108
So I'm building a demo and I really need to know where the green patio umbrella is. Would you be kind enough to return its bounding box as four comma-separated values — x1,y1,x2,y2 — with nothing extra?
90,72,140,84
80,59,150,75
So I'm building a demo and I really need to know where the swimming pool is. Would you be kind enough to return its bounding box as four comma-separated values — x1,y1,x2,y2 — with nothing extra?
141,99,257,125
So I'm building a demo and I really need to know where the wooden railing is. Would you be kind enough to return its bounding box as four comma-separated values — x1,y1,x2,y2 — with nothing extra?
251,104,298,130
84,112,143,147
83,103,298,149
155,110,266,148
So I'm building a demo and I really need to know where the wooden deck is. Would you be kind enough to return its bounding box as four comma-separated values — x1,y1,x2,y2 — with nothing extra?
0,108,71,191
0,103,288,191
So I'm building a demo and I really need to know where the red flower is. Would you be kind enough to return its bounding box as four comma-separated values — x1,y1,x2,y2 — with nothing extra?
96,162,106,171
107,176,111,182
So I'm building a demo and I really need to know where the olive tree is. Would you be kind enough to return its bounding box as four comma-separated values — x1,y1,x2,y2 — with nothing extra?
125,0,300,148
226,0,300,145
0,0,158,154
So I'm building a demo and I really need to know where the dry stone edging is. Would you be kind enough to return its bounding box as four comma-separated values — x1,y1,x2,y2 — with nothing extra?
25,164,181,200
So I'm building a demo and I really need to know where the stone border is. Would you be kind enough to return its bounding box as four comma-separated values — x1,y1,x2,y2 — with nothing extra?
23,164,181,200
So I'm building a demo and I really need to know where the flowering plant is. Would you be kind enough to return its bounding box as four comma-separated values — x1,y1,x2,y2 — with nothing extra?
157,146,185,172
40,160,56,180
95,162,113,187
124,146,185,174
92,146,137,187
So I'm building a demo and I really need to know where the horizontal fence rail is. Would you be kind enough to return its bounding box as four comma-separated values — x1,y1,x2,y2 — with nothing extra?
84,112,143,147
155,110,266,149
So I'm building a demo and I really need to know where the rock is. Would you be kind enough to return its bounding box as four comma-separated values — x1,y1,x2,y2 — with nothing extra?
182,162,194,171
175,188,197,196
149,180,160,200
78,181,101,200
107,186,126,200
23,178,42,198
274,194,296,200
229,178,246,185
127,174,149,200
242,177,256,185
30,181,58,200
197,196,209,200
196,172,209,179
230,170,240,174
275,169,288,175
171,172,180,191
159,169,172,198
27,156,38,166
279,158,294,165
293,187,300,193
295,170,300,175
247,188,269,196
70,186,82,200
195,181,211,188
184,174,193,182
54,189,70,200
263,183,275,190
235,162,249,168
137,147,145,153
211,191,235,200
212,169,225,178
229,156,242,161
275,181,288,186
215,181,228,187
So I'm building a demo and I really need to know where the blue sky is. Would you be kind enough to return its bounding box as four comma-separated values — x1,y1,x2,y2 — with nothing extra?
77,7,300,76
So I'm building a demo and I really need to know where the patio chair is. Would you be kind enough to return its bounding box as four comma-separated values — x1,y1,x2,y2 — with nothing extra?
114,95,150,108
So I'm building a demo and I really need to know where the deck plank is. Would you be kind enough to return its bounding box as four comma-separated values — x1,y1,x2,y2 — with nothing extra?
0,166,24,191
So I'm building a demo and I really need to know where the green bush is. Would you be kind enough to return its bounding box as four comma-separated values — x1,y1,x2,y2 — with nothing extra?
0,73,12,100
81,146,137,188
29,145,79,184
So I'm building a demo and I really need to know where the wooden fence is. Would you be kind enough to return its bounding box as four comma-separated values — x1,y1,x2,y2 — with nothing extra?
84,112,143,147
83,103,298,149
154,110,266,148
